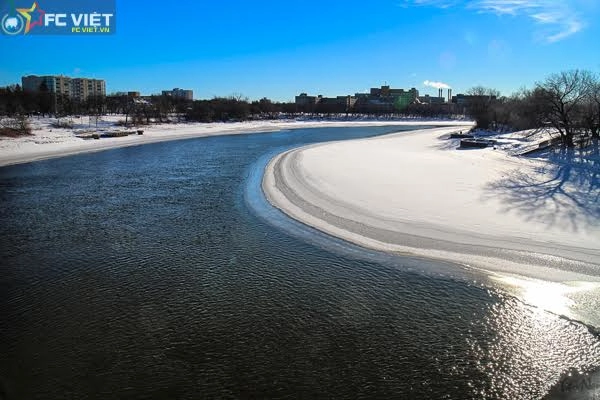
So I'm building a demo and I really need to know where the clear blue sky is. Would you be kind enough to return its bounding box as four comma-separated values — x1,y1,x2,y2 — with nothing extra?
1,0,599,101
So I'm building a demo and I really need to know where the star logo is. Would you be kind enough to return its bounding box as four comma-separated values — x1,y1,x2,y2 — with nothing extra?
16,2,46,34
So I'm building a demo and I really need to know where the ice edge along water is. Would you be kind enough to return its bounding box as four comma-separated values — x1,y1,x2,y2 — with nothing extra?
261,126,600,327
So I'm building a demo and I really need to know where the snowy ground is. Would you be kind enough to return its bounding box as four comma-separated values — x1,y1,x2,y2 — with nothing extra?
0,115,468,167
263,125,600,324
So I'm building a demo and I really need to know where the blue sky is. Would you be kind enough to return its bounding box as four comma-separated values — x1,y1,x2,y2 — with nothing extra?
1,0,599,101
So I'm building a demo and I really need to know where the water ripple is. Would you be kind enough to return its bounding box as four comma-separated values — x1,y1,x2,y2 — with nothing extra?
1,126,599,399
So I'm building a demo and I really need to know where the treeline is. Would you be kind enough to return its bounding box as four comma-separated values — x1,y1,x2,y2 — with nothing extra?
106,95,302,124
0,87,457,126
0,86,105,117
462,69,600,147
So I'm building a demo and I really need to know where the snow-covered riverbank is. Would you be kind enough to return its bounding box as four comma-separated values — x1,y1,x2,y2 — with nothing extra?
0,116,469,167
262,125,600,319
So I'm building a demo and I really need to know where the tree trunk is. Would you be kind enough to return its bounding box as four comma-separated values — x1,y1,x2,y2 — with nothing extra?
564,131,575,147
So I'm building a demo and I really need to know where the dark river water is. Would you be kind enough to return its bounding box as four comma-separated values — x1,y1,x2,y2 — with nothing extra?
1,125,599,400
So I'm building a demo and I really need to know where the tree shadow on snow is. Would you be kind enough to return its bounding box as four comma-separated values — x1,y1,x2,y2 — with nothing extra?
431,137,461,151
482,140,600,233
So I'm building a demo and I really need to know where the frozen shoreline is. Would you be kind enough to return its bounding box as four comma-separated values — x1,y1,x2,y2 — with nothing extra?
0,117,468,167
262,126,600,284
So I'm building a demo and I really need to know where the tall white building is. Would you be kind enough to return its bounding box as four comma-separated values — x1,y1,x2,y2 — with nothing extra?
22,75,106,102
71,78,106,102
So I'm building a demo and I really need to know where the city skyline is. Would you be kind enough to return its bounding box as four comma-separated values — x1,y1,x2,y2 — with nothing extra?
1,0,599,101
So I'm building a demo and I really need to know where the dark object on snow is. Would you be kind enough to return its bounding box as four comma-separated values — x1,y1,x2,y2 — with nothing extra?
102,131,128,138
450,133,474,139
460,138,496,149
137,130,144,135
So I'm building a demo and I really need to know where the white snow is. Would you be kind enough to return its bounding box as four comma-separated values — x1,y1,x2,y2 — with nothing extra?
263,125,600,282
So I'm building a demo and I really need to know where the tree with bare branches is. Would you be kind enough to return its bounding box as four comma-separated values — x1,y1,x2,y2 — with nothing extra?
465,86,500,129
589,77,600,139
535,69,593,147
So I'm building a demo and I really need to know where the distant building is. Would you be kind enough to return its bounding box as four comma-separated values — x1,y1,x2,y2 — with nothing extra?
112,91,140,97
418,95,445,105
22,75,71,98
317,96,357,108
354,85,420,112
339,95,357,109
22,74,106,102
70,78,106,102
452,94,468,106
294,93,356,112
296,85,420,113
295,93,318,105
451,94,497,106
365,86,419,103
162,88,193,100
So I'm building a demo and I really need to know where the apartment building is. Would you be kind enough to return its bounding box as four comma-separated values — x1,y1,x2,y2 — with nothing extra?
21,75,106,102
295,93,319,105
71,78,106,102
161,88,193,100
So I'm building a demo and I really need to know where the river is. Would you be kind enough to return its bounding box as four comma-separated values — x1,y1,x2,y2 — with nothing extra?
1,125,598,399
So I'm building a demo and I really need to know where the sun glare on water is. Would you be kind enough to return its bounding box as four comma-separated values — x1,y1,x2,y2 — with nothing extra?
491,275,599,319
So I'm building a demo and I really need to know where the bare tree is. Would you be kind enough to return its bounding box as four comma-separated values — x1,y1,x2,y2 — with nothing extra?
536,69,593,147
589,76,600,139
465,86,500,129
502,87,549,131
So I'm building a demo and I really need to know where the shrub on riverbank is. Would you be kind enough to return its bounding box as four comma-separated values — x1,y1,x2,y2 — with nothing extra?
0,116,31,137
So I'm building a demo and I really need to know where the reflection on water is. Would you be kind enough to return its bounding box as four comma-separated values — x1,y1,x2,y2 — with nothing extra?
464,294,600,398
491,275,600,320
0,126,599,399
